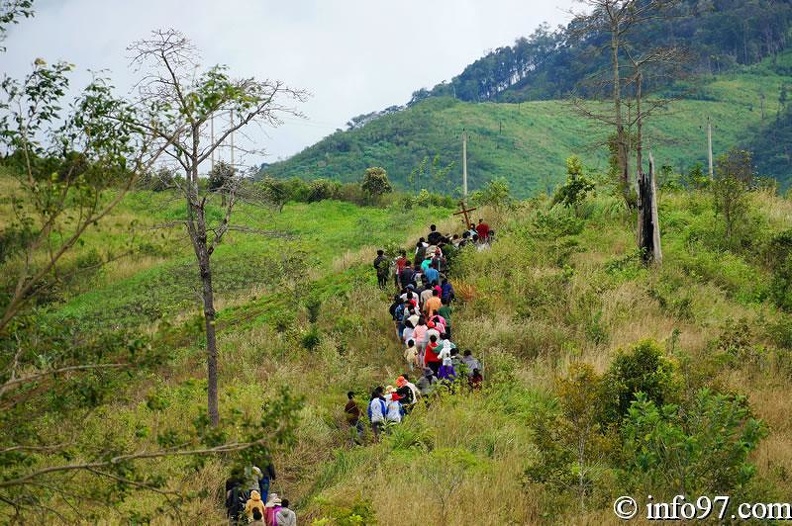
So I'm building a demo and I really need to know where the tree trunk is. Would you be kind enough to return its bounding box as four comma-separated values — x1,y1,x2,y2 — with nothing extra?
198,239,220,428
638,155,662,265
635,72,643,180
187,195,220,427
611,17,631,207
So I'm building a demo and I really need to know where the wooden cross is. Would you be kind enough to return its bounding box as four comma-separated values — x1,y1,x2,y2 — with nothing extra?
453,200,477,228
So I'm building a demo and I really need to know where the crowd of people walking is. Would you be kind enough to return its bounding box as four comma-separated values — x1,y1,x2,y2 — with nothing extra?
224,219,492,523
358,221,488,442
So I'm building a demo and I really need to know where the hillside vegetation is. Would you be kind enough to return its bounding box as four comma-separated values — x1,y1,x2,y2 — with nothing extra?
6,166,792,523
262,0,792,196
262,64,788,197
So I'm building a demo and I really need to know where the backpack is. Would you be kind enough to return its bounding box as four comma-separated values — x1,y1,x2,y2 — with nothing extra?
397,385,414,405
394,303,406,322
225,484,247,520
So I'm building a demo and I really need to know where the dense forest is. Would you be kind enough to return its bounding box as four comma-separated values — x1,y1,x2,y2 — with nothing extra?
260,0,792,195
420,0,792,103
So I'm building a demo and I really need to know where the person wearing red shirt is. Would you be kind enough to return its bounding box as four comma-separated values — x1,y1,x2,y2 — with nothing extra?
394,250,408,290
423,334,441,376
476,218,490,243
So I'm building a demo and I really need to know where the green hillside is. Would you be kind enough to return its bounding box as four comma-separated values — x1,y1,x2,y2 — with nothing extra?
261,65,789,198
7,170,792,522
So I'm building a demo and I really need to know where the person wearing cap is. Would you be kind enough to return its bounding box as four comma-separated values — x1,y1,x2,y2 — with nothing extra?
384,387,404,425
244,489,266,521
275,498,297,526
389,294,405,341
264,493,282,526
395,375,417,413
417,367,438,399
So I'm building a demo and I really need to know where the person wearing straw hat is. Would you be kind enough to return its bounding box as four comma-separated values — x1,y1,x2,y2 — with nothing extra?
264,493,282,526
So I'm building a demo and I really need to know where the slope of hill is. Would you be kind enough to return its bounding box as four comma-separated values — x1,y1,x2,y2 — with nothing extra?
261,65,788,197
7,173,792,523
261,0,792,196
423,0,792,104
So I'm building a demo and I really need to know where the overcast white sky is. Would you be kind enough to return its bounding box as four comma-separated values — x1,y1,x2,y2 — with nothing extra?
2,0,578,167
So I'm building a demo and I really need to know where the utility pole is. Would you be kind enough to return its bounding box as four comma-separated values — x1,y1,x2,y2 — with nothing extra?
210,113,215,171
462,129,468,197
707,116,714,179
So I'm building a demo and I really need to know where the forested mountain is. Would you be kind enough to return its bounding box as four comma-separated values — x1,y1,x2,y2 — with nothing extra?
260,0,792,196
420,0,792,103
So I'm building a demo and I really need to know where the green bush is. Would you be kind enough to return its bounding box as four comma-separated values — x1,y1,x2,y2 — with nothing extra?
764,229,792,311
604,340,677,424
620,389,766,497
552,156,596,214
311,498,378,526
301,326,322,352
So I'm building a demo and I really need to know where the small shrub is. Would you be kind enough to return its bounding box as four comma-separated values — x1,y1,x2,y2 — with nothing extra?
272,312,296,334
532,210,585,239
604,339,677,424
311,497,378,526
301,326,321,352
553,156,596,214
303,295,322,324
386,417,435,452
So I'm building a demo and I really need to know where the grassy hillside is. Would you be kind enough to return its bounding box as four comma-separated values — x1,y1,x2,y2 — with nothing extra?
7,171,792,523
262,63,789,198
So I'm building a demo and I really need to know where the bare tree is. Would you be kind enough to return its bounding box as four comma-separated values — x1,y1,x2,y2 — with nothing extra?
570,0,684,263
127,29,308,426
569,0,682,208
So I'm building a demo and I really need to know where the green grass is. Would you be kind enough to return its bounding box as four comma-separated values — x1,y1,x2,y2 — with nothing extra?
263,57,790,198
11,176,792,524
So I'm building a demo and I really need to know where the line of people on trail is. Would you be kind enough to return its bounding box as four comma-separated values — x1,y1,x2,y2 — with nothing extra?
225,462,297,525
373,220,495,291
225,219,493,522
355,223,486,441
